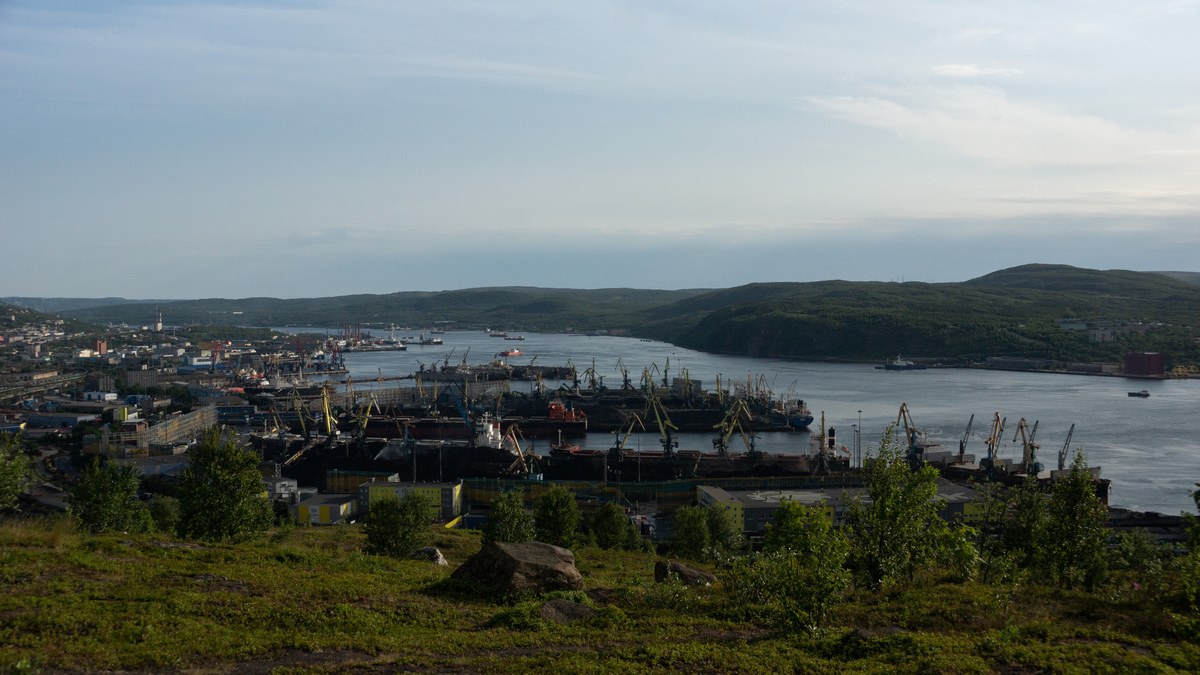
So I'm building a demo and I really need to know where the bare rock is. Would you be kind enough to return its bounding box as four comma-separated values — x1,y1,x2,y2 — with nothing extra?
410,546,448,566
654,560,716,586
538,598,596,624
451,541,584,595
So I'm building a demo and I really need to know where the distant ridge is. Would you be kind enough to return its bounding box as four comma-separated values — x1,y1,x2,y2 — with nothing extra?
1153,271,1200,286
1,297,171,314
9,264,1200,367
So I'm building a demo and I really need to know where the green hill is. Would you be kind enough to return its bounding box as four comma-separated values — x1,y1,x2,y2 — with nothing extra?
1,518,1194,673
56,287,711,331
644,265,1200,365
18,264,1200,366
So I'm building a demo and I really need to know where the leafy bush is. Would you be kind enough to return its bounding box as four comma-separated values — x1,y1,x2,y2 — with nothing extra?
0,434,30,511
844,426,946,589
70,458,152,533
177,427,272,542
728,502,850,633
148,496,180,534
533,485,579,549
482,490,533,544
705,504,743,558
363,492,432,557
591,501,628,549
1043,453,1107,589
669,505,709,561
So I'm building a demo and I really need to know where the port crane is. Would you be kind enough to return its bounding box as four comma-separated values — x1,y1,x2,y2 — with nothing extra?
896,403,932,468
981,413,1005,474
1011,418,1042,474
712,399,758,458
608,413,646,464
615,358,634,390
644,393,679,458
1057,423,1075,471
959,414,974,462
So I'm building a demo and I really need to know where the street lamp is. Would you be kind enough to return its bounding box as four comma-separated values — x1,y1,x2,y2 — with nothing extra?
857,409,863,467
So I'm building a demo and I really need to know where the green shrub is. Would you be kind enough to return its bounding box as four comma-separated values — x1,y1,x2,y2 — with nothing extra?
148,496,180,534
728,502,850,634
669,505,709,561
363,492,431,558
176,427,272,542
482,490,533,545
533,485,579,549
70,458,153,534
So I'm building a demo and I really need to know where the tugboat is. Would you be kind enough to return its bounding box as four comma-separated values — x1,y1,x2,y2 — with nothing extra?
883,355,927,371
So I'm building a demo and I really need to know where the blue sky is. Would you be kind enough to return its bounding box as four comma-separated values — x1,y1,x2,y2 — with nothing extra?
2,1,1198,298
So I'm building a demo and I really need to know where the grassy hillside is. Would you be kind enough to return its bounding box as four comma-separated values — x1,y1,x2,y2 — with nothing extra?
1,517,1195,674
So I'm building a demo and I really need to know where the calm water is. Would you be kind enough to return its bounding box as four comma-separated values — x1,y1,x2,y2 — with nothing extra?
283,329,1200,515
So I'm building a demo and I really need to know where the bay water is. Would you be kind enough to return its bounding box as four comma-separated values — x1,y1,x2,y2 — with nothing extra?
285,329,1199,515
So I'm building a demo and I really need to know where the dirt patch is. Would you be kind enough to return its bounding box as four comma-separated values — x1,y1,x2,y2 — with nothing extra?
171,573,250,594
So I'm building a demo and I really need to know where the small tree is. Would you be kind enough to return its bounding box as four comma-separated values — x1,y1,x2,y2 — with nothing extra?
71,458,153,533
482,489,534,544
364,492,431,557
670,505,710,560
534,485,580,549
844,425,946,589
177,427,272,542
705,504,743,557
0,434,30,511
148,496,181,534
732,502,850,634
999,476,1049,571
592,501,629,549
1044,453,1107,588
763,499,811,553
1185,483,1200,552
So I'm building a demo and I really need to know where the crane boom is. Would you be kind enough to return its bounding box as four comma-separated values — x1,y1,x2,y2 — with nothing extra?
1057,423,1075,471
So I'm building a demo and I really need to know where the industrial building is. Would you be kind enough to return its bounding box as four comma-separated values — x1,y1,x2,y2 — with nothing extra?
696,478,983,534
295,494,357,525
357,481,462,522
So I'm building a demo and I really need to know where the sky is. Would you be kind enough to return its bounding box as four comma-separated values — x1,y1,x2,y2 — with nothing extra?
2,0,1199,298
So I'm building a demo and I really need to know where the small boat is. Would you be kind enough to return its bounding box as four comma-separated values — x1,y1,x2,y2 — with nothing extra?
489,332,509,338
504,335,525,341
499,349,523,357
884,355,927,371
1128,390,1150,398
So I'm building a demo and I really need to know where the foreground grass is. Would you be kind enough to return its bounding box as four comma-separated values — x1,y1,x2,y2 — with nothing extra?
1,517,1197,674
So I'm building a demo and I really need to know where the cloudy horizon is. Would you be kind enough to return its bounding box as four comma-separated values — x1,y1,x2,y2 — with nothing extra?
3,1,1198,298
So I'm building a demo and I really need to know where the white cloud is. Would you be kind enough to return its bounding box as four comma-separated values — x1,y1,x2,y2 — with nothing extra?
932,64,1021,77
803,87,1200,169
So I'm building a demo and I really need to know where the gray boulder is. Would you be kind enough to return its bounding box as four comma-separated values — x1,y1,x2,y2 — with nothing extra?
410,546,448,566
654,560,717,586
539,598,596,624
451,541,584,595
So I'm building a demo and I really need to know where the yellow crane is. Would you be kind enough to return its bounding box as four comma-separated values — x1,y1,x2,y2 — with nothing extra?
644,393,678,457
712,399,758,458
608,413,646,462
1011,418,1042,474
981,412,1005,473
